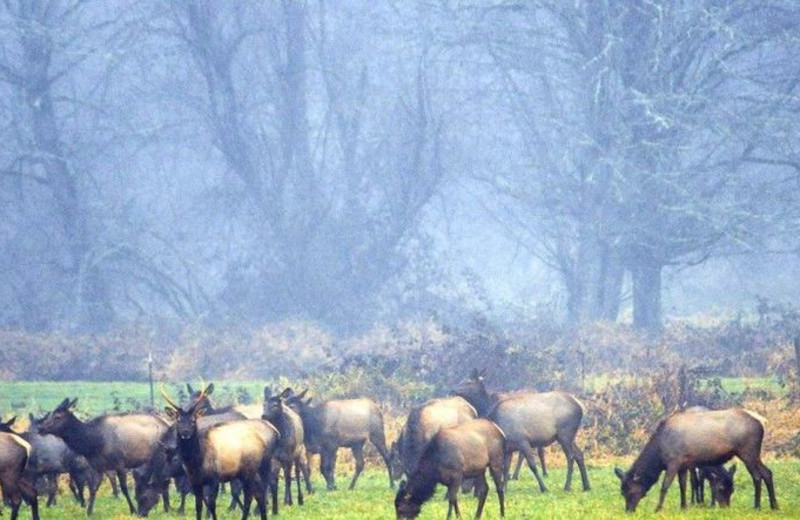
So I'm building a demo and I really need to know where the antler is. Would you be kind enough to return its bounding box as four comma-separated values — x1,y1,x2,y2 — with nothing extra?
160,384,181,411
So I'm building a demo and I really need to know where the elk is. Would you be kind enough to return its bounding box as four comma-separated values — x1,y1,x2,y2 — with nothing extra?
285,389,393,491
454,369,589,492
261,387,305,513
694,464,736,507
614,408,777,512
391,395,478,480
134,407,247,516
0,431,39,520
394,419,506,520
162,384,279,520
0,415,103,509
37,398,170,515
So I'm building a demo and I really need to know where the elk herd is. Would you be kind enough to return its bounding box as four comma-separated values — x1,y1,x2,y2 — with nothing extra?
0,369,780,519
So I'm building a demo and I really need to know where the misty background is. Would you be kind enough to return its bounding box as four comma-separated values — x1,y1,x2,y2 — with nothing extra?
2,0,800,338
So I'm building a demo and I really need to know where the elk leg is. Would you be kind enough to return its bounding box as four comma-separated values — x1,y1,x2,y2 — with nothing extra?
20,477,40,520
678,469,688,509
87,474,99,515
756,460,777,510
107,471,120,498
294,457,304,506
656,466,678,512
349,442,366,490
240,488,253,520
538,446,548,477
115,470,136,514
162,485,171,513
283,460,293,505
512,451,524,480
571,441,591,491
193,485,204,520
446,482,461,520
474,472,489,519
206,484,219,520
519,443,547,493
557,438,575,491
489,462,505,518
320,446,338,491
371,432,395,489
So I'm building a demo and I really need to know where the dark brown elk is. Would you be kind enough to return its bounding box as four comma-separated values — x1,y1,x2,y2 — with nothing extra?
37,398,170,516
695,464,736,507
391,395,478,481
614,408,777,512
134,407,247,516
162,384,279,520
261,387,305,513
454,369,589,492
0,431,39,520
285,389,393,491
0,415,103,510
394,419,506,520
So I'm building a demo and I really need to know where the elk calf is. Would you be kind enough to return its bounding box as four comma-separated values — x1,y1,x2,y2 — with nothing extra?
262,388,305,512
395,419,506,519
615,408,776,512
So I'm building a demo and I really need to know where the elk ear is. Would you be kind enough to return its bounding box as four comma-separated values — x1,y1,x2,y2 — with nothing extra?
186,383,194,394
204,383,215,396
279,388,292,399
728,464,737,477
398,480,407,493
28,413,35,422
614,467,626,481
305,397,313,405
296,388,308,399
263,387,271,400
470,368,479,379
69,398,78,409
56,398,71,411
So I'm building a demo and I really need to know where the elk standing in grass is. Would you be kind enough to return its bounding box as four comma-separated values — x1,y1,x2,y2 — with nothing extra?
0,431,39,520
37,398,169,515
454,369,589,492
262,388,305,513
162,384,279,520
614,408,776,512
286,389,393,491
395,419,506,519
391,395,478,481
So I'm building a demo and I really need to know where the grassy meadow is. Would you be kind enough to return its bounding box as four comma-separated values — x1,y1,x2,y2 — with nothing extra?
20,462,800,519
1,379,798,519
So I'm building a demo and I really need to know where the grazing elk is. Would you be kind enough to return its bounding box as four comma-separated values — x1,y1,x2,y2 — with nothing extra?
391,395,478,480
454,369,589,492
162,384,279,520
285,389,393,491
614,408,777,512
0,431,39,520
262,388,305,513
395,419,506,520
694,464,736,507
37,398,170,515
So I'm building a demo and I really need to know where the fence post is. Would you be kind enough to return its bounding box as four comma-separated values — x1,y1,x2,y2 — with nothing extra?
148,351,154,408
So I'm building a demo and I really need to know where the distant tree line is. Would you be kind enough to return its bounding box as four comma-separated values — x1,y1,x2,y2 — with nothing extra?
0,1,799,333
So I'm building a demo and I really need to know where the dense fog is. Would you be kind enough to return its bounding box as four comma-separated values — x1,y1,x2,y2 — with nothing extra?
1,1,799,334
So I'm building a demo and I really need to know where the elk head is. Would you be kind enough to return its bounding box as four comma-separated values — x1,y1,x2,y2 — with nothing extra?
163,384,212,440
38,398,78,435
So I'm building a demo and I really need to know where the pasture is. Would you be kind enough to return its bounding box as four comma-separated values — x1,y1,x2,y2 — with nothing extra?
19,463,800,519
1,379,798,519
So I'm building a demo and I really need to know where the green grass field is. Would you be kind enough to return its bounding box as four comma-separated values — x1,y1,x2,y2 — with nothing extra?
1,380,797,518
22,462,800,519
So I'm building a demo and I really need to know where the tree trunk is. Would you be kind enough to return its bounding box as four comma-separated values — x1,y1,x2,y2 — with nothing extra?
631,258,662,332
